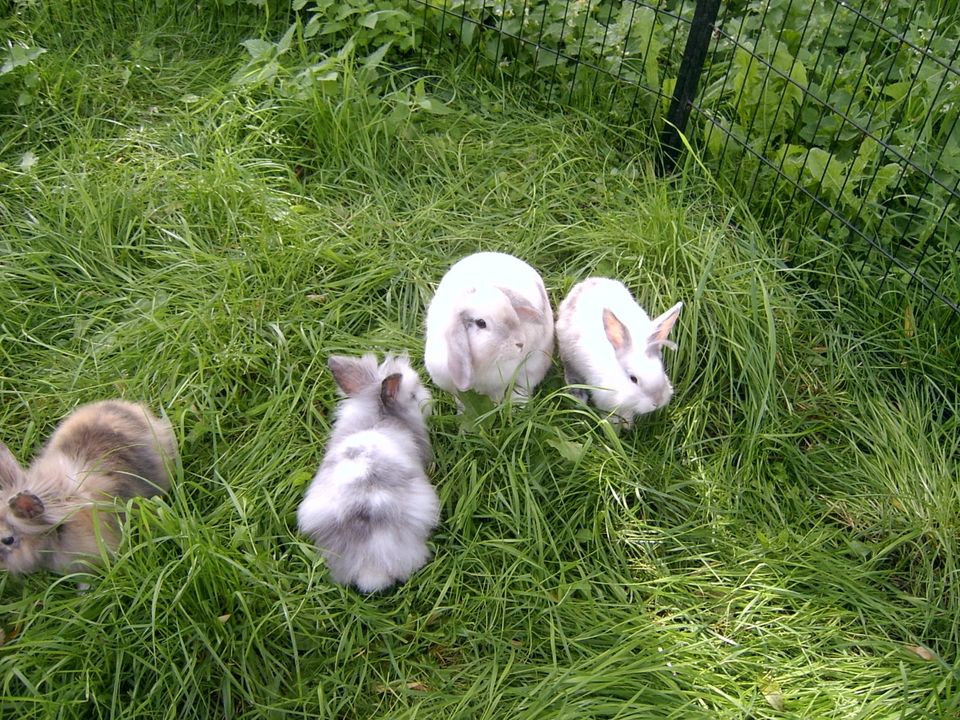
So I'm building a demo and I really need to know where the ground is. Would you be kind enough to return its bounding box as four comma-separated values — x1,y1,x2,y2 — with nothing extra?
0,3,957,718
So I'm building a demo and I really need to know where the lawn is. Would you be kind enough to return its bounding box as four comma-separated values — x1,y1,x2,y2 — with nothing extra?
0,2,958,718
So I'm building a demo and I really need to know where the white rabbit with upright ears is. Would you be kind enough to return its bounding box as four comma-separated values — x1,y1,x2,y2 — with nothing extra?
297,353,440,594
424,251,555,403
556,277,683,430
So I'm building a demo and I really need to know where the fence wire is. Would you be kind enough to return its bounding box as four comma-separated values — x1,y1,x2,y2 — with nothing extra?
408,0,960,325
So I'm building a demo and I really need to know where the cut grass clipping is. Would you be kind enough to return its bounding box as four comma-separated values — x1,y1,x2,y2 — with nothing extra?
0,5,957,719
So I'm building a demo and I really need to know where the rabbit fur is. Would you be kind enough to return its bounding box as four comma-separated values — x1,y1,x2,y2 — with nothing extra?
297,353,440,593
424,252,555,403
556,277,683,429
0,400,178,576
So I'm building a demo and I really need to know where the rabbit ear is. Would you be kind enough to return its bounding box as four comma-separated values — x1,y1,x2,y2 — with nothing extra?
646,301,683,356
445,318,473,392
380,373,403,407
501,288,543,322
0,443,24,488
328,356,377,395
603,308,632,356
9,492,44,521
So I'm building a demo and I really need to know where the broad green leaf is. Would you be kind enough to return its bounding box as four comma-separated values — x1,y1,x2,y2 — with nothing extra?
1,44,46,75
545,434,587,464
276,24,297,54
304,16,321,39
851,137,880,177
240,38,274,60
801,147,845,201
231,59,279,85
362,41,393,72
417,96,452,114
461,21,476,47
386,101,411,132
321,20,347,36
360,10,405,30
883,81,912,102
867,163,903,203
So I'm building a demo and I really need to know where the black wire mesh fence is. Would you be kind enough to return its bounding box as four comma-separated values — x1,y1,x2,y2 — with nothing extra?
409,0,697,136
407,0,960,327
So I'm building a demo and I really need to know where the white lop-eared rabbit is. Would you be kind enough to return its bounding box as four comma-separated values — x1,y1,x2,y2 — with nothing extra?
556,277,683,429
424,252,555,403
297,354,440,593
0,400,178,576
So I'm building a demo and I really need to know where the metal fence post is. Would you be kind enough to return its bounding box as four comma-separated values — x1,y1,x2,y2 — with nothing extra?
657,0,722,175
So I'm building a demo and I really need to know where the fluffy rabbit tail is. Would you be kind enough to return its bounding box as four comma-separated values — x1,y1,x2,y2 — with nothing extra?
298,443,439,593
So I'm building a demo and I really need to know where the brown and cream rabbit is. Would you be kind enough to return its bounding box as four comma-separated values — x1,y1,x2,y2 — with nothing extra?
0,399,178,576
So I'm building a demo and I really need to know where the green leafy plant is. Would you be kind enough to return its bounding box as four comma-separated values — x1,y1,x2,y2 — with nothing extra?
697,0,960,301
413,0,678,108
0,38,45,107
296,0,417,51
280,0,682,120
232,19,453,137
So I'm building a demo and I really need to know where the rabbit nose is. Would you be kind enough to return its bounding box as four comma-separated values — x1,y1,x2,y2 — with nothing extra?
516,342,524,350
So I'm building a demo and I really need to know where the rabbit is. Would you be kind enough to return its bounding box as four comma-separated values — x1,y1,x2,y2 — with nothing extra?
0,400,178,576
297,353,440,593
556,277,683,430
424,251,555,403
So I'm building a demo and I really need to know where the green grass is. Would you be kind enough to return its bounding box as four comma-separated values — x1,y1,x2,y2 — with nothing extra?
0,3,958,718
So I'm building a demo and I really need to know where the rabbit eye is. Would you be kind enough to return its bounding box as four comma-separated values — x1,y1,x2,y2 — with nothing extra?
629,375,638,384
1,536,14,546
475,319,487,329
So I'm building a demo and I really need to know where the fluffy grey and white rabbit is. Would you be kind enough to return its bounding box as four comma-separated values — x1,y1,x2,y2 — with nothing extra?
297,354,440,593
556,277,683,429
0,400,178,576
424,252,555,403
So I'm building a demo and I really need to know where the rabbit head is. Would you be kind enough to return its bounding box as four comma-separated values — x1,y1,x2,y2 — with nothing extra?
0,443,53,574
329,353,432,432
326,352,433,470
444,286,543,392
602,301,683,415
